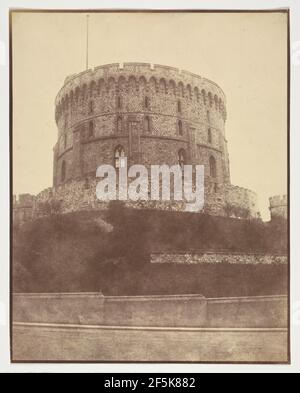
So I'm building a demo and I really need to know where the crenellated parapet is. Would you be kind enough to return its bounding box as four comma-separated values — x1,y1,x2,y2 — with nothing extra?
55,62,227,126
269,195,288,220
52,62,230,199
13,194,36,225
13,62,264,224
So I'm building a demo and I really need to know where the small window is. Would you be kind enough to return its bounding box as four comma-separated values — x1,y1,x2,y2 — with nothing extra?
117,116,122,133
209,156,217,178
61,161,66,182
178,120,183,136
208,128,212,144
117,96,122,109
89,100,94,115
177,100,181,113
88,121,94,137
178,149,186,169
145,96,149,109
114,145,125,169
144,116,150,132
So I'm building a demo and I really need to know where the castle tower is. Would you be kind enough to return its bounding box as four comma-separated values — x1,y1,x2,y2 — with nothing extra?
50,62,259,218
269,195,288,220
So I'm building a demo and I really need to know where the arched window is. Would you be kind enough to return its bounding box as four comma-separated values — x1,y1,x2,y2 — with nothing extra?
144,116,150,132
89,100,94,114
114,145,125,169
178,149,186,169
209,156,217,178
177,100,181,113
117,116,122,133
178,120,183,136
144,96,150,109
61,161,66,182
88,121,94,137
208,128,212,144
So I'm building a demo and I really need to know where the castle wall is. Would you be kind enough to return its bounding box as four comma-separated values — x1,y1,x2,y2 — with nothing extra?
225,185,260,219
13,194,35,225
13,293,287,329
269,195,288,220
53,63,229,195
13,63,262,222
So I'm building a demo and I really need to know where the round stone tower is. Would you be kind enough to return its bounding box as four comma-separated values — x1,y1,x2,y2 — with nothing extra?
50,62,258,217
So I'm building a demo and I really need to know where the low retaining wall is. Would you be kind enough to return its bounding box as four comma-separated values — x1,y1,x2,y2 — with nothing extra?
12,323,288,362
150,252,287,265
207,295,287,328
13,293,288,328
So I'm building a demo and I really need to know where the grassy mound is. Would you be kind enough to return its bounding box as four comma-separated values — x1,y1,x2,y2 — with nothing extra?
13,203,288,296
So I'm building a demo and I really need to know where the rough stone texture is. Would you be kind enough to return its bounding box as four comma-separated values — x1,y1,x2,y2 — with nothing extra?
269,195,288,220
150,252,287,265
13,194,35,224
13,63,262,222
225,185,260,219
53,63,232,216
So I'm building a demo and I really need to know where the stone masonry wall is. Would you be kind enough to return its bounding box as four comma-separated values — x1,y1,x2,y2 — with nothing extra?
13,64,261,222
53,63,230,214
269,195,288,220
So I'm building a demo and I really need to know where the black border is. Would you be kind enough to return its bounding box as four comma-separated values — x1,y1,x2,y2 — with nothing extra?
9,8,291,365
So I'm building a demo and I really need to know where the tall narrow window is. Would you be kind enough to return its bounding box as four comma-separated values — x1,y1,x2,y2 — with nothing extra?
208,128,212,144
178,120,183,136
207,110,210,123
145,96,149,109
178,149,186,169
177,100,181,113
144,116,150,133
114,145,125,169
209,156,217,178
117,96,122,109
88,121,94,137
61,161,66,182
117,116,122,133
89,100,94,115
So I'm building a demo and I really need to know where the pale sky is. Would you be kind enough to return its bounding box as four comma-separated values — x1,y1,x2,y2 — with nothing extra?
12,11,288,220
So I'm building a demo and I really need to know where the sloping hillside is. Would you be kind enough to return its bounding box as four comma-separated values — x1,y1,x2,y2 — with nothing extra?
13,203,288,295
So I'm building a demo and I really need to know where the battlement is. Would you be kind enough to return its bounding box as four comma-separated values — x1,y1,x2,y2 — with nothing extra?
56,62,226,107
269,195,288,220
269,195,288,208
13,193,35,208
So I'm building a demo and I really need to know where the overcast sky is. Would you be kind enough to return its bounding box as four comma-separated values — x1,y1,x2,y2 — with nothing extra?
12,11,288,220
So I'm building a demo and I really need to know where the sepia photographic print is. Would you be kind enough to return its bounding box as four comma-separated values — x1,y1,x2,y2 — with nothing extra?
11,10,289,363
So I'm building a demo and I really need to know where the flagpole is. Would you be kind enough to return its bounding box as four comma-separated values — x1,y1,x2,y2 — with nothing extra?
86,14,89,70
